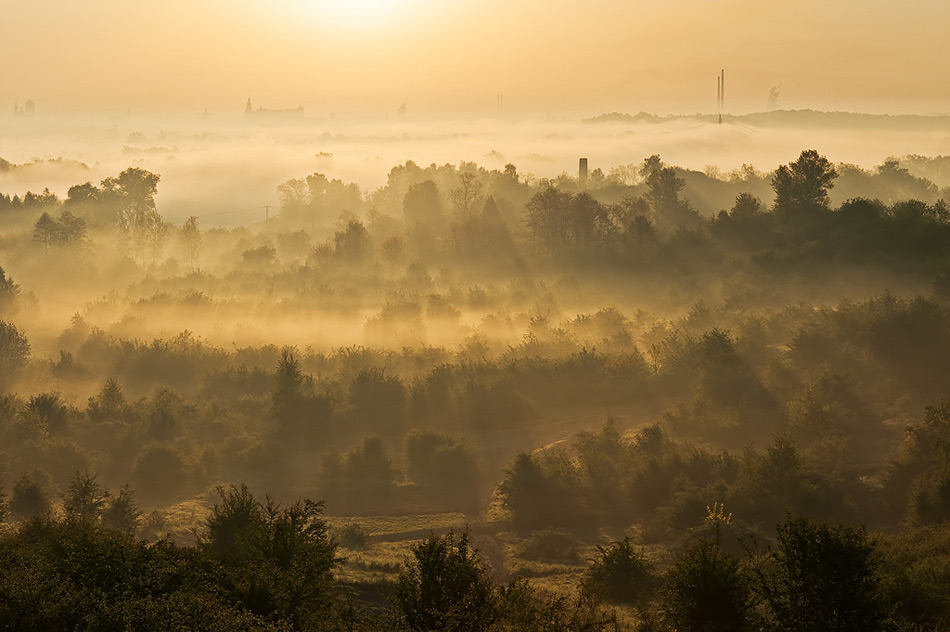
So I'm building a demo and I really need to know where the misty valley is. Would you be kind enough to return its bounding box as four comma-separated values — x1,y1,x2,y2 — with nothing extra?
3,141,950,630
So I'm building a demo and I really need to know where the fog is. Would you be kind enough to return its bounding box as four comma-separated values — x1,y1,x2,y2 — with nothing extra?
4,107,950,629
5,110,950,228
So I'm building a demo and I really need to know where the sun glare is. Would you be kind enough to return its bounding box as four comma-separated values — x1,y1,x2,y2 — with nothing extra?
307,0,405,27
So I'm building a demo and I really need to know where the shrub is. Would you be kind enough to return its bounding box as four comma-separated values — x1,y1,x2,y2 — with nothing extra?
582,537,658,606
662,539,754,632
201,484,338,628
336,523,371,550
391,529,498,632
759,515,892,632
519,529,582,564
10,473,51,519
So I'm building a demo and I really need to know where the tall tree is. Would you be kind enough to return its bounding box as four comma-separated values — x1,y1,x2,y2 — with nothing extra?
0,320,30,389
450,172,485,219
772,149,838,216
180,216,202,272
0,265,20,315
33,212,58,252
640,154,700,231
102,168,164,263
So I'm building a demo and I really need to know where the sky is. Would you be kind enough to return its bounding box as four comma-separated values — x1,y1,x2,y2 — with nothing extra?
4,0,950,118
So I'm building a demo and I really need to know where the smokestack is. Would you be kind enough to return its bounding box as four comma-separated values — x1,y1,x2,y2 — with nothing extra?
717,76,721,116
719,69,724,124
579,158,588,188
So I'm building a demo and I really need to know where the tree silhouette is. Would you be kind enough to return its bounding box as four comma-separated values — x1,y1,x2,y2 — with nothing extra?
391,529,498,632
103,167,165,263
0,320,30,388
0,265,20,315
772,149,838,216
180,216,202,272
32,212,58,252
760,515,891,632
62,471,110,527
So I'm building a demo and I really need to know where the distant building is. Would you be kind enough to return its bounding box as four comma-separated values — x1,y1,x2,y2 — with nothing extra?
244,98,304,120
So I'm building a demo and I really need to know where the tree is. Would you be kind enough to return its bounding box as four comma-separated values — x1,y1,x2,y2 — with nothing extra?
403,180,446,227
0,265,20,315
87,377,128,421
499,451,584,528
276,177,311,226
405,431,480,510
32,211,88,253
526,186,572,252
33,212,58,252
241,244,277,268
277,230,311,262
759,515,892,632
56,210,87,246
271,348,306,425
64,181,101,209
103,167,165,264
640,154,700,231
771,149,838,216
201,484,338,629
25,392,69,434
391,529,498,632
582,537,658,606
662,538,755,632
180,216,202,272
0,320,30,389
102,484,141,534
62,471,110,527
10,474,51,519
333,219,372,263
450,172,485,219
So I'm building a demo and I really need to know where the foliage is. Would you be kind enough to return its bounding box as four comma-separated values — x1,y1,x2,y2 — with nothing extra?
772,149,839,215
390,529,498,632
662,538,755,632
0,319,30,386
519,529,582,564
757,515,892,632
180,215,202,271
0,265,20,314
335,522,371,550
582,537,659,606
201,484,338,629
62,471,110,526
10,474,51,519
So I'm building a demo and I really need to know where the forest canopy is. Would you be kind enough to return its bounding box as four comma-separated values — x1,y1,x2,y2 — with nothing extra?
2,148,950,630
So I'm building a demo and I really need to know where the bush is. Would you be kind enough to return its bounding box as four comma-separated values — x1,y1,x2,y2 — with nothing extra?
335,523,371,550
201,484,338,628
662,538,754,632
519,529,582,564
582,537,658,606
10,473,51,519
391,529,498,632
759,515,892,632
